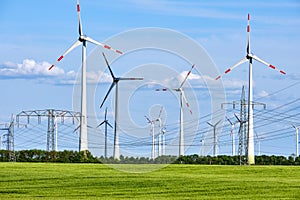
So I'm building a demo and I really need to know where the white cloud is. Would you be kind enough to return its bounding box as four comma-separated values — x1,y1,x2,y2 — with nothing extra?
0,59,64,77
0,59,112,85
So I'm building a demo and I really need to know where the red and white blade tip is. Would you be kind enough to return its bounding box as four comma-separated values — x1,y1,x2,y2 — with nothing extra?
248,13,250,20
77,4,80,12
102,44,122,54
215,68,231,80
48,55,64,70
48,65,54,70
269,64,286,75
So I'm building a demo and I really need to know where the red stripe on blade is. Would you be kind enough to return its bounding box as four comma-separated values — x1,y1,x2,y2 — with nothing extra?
215,76,221,80
225,69,231,74
162,88,167,91
49,65,54,70
247,25,250,32
280,70,286,75
77,4,80,12
248,13,250,20
116,50,123,54
269,65,275,69
58,56,64,61
104,45,111,50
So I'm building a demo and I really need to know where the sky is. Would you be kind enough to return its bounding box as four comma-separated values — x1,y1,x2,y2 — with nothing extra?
0,0,300,158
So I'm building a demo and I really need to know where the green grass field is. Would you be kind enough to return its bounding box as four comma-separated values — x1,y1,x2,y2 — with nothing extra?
0,163,299,199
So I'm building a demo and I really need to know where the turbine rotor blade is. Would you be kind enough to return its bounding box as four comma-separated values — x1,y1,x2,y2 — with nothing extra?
181,89,192,115
234,113,241,123
179,64,195,88
96,121,105,128
73,125,80,133
247,13,251,54
144,116,151,123
207,122,213,127
100,82,116,108
226,117,233,125
102,52,116,79
49,40,82,70
215,119,222,126
86,36,123,54
107,122,113,129
119,77,144,81
215,57,248,80
251,54,286,75
158,106,163,118
76,0,83,36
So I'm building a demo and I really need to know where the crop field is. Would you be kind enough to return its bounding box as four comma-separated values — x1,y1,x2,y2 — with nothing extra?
0,163,299,199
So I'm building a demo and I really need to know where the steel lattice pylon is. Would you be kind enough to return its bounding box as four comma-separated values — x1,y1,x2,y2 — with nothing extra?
16,109,81,151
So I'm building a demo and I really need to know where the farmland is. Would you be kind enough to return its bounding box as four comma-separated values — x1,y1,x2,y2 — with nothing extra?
0,163,299,199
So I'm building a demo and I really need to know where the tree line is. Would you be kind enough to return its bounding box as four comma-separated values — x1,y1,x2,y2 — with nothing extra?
0,150,299,165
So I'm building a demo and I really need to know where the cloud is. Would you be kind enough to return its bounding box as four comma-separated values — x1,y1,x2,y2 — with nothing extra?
0,59,112,85
0,59,64,78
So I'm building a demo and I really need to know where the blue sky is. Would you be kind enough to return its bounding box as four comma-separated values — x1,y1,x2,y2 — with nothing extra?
0,0,300,158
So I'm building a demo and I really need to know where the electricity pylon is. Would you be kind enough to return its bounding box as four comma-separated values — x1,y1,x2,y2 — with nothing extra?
221,86,265,165
16,109,81,151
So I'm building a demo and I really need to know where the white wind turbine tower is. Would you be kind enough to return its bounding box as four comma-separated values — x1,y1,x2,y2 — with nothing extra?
292,125,300,157
207,120,221,157
100,52,143,160
254,131,264,156
215,13,286,165
156,64,194,156
96,107,113,158
48,0,122,152
226,117,237,156
161,126,166,156
145,115,156,160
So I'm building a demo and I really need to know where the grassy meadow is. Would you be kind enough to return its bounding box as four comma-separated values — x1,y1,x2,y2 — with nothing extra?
0,163,299,199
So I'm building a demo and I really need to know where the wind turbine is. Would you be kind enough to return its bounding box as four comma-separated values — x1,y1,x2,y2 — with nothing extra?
207,120,221,157
226,117,237,156
215,13,286,165
96,107,113,158
254,131,264,156
145,115,156,160
100,52,143,160
156,64,194,156
155,106,164,157
161,126,167,156
48,0,122,152
292,125,300,157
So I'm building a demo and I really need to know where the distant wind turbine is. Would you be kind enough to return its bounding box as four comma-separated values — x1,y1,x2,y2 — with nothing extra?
48,0,122,152
215,13,286,165
156,64,194,156
96,107,113,158
145,115,156,160
207,120,221,157
155,106,164,157
226,117,237,156
292,125,300,157
100,52,143,160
